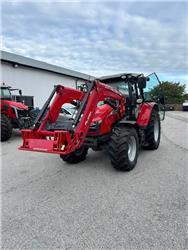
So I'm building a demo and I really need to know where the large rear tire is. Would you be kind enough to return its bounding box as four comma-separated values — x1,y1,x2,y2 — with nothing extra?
1,114,12,142
109,127,139,171
60,146,88,164
144,109,161,150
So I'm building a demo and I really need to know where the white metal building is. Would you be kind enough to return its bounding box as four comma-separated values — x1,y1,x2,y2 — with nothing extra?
1,51,93,108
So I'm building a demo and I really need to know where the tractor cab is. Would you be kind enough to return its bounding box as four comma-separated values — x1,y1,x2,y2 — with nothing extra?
1,83,34,110
1,84,13,101
100,72,165,120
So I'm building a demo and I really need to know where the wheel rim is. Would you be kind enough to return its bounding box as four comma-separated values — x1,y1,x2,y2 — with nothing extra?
154,119,159,142
128,136,137,162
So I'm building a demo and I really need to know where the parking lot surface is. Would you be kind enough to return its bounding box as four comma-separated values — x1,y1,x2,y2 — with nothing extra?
1,111,188,250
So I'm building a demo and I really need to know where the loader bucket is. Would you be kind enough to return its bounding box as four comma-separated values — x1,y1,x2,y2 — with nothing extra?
19,129,77,155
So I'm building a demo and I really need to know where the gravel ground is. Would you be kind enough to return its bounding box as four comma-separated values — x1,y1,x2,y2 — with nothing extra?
1,111,188,250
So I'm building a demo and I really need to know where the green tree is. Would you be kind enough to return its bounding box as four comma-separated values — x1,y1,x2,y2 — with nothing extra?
183,93,188,101
149,81,186,104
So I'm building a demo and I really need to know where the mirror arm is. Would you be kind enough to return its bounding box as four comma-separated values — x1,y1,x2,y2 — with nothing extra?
139,88,145,101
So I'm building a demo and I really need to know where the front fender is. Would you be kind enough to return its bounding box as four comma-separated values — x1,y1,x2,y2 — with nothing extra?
137,102,158,127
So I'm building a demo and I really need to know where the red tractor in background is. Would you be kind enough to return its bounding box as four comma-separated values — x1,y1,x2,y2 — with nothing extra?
19,72,165,171
1,83,37,141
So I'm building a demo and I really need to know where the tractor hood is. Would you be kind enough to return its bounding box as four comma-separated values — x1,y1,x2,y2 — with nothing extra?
92,104,113,122
2,100,29,110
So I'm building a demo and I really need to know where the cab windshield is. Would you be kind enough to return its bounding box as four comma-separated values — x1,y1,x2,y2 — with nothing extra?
107,80,129,95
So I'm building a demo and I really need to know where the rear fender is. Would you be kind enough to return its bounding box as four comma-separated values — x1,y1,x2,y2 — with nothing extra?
137,103,158,127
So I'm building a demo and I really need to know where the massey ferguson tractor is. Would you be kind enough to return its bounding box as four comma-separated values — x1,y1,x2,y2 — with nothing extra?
1,83,36,141
19,72,165,171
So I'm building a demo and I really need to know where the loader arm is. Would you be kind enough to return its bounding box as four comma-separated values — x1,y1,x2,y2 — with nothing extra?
19,80,125,155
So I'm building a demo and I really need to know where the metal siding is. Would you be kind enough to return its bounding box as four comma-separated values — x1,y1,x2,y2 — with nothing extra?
1,50,94,81
1,63,85,108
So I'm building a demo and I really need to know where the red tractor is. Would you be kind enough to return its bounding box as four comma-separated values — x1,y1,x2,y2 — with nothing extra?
1,84,37,141
19,73,165,171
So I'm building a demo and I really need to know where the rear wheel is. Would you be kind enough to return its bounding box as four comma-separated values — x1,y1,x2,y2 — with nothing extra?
60,146,88,164
109,127,139,171
144,109,161,149
1,114,12,141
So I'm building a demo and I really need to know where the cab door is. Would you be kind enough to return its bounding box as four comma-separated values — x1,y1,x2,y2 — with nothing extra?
144,72,165,120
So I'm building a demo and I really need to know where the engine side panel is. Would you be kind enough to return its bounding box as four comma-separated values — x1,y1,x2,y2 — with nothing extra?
88,104,120,135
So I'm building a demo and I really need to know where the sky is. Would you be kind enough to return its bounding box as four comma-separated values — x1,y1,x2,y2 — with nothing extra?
1,0,188,88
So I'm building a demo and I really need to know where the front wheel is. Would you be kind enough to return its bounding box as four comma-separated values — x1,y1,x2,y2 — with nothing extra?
60,146,88,164
109,127,139,171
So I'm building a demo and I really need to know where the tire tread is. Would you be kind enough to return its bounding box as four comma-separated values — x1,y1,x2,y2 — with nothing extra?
1,114,12,141
109,127,138,171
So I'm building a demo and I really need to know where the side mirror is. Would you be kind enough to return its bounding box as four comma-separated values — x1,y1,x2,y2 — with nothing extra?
19,90,22,95
138,77,147,89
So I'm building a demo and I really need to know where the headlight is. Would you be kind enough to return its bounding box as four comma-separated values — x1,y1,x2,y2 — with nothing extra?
89,120,102,132
90,120,102,127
